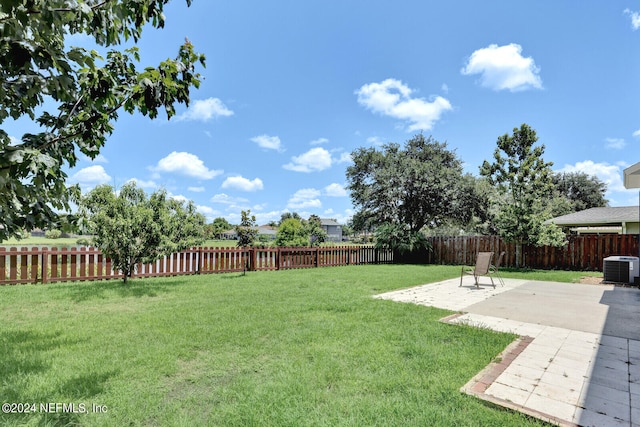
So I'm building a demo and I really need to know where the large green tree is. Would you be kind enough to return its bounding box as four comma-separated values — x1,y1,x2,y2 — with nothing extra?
552,171,608,214
480,124,565,266
346,134,470,234
0,0,205,241
207,217,232,240
81,182,206,283
275,217,309,247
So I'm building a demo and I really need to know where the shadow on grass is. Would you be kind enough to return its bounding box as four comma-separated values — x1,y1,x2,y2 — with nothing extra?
66,277,189,302
0,329,118,426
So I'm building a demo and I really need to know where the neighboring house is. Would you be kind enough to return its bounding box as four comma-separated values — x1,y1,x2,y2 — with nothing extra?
257,225,277,240
320,218,343,242
220,226,276,241
221,229,237,240
547,206,640,235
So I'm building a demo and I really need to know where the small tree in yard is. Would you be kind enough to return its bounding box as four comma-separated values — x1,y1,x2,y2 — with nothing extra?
81,182,205,283
236,210,258,247
276,218,309,247
480,124,566,267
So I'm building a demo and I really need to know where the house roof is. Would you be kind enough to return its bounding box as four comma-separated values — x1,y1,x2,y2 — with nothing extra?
257,225,277,235
320,218,341,226
547,206,639,227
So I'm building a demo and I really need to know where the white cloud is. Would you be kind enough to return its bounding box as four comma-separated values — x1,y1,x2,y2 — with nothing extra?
633,129,640,138
310,138,329,145
624,9,640,30
324,183,347,197
210,193,249,205
336,152,352,164
151,151,222,179
559,161,627,193
251,135,283,152
366,136,385,146
196,205,219,217
188,186,205,192
80,153,108,164
72,165,111,184
126,178,158,189
461,43,543,92
221,176,264,192
605,137,626,150
283,147,332,172
169,194,189,203
175,97,233,122
287,188,322,209
356,79,452,132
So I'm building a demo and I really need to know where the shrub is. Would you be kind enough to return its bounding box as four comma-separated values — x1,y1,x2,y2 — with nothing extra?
76,237,92,246
45,229,62,239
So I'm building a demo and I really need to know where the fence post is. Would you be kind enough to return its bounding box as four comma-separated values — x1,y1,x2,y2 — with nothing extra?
41,247,49,284
251,248,257,271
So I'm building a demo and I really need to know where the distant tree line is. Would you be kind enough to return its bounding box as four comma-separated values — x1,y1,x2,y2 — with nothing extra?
346,125,608,266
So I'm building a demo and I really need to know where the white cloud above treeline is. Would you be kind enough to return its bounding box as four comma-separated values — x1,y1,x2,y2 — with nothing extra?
287,188,322,209
151,151,223,179
559,160,627,193
283,147,332,172
461,43,543,92
72,165,111,184
624,9,640,30
356,78,452,132
175,97,233,122
221,176,264,192
324,183,347,197
251,135,283,152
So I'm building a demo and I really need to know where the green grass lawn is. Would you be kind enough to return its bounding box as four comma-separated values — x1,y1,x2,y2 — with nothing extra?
0,265,560,426
0,236,82,248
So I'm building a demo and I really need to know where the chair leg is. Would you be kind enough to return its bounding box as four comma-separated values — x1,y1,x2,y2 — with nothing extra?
460,268,463,287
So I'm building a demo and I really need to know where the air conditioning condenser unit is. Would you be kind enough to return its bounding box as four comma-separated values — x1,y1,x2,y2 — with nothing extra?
603,256,640,284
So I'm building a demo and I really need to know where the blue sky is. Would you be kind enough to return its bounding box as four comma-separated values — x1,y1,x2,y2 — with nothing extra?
9,1,640,225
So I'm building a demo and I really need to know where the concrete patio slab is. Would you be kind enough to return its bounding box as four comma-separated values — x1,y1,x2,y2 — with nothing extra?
375,277,640,426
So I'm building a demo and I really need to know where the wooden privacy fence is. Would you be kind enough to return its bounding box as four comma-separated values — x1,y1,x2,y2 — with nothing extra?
0,246,394,285
427,234,640,271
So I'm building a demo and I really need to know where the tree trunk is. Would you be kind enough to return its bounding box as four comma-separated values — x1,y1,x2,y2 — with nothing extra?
515,240,523,268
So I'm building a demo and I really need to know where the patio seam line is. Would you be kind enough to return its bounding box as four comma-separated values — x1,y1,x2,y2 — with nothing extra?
447,316,578,427
628,339,633,426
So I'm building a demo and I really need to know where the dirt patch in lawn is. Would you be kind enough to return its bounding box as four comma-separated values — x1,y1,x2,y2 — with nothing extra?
578,275,605,285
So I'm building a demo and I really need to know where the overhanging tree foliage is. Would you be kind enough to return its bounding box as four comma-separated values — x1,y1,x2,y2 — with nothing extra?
480,124,566,266
0,0,205,241
81,182,206,283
